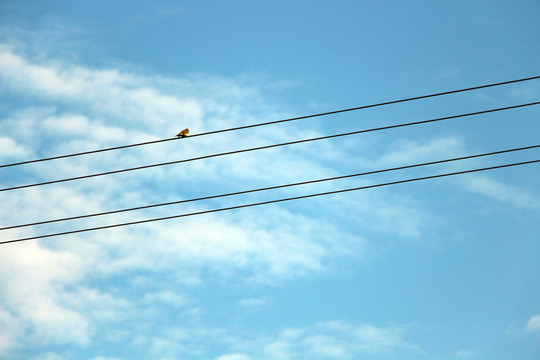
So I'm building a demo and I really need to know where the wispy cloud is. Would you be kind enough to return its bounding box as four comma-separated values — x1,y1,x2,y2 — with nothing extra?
119,320,422,359
526,313,540,332
30,352,67,360
0,241,93,356
215,354,252,360
0,40,500,359
444,349,477,359
376,136,465,167
247,321,422,359
462,174,540,209
0,136,31,160
372,135,540,210
236,297,268,309
510,81,540,102
0,43,389,356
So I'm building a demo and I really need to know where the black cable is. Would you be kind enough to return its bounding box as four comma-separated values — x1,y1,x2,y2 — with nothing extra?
1,159,538,245
1,75,539,169
2,144,539,231
1,101,538,193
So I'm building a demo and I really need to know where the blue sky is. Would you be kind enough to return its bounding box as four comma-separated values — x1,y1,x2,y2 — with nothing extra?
0,1,540,359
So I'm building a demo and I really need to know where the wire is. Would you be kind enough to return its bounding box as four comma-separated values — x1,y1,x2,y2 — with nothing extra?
2,144,539,231
1,158,538,245
1,75,539,169
1,101,538,193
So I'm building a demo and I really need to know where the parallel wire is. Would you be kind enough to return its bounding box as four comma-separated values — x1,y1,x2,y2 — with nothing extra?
1,75,539,169
1,144,539,231
1,101,539,193
2,159,538,245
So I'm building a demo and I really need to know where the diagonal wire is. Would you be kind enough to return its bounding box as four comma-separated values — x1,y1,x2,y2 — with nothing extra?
1,101,539,193
1,75,539,169
1,144,539,231
1,159,538,245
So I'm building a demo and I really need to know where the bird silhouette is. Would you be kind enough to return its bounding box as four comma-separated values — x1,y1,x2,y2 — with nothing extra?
176,128,189,137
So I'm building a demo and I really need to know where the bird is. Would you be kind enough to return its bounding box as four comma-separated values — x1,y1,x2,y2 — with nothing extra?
176,128,189,137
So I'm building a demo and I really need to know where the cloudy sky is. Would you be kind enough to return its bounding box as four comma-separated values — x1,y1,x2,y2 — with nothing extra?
1,1,540,359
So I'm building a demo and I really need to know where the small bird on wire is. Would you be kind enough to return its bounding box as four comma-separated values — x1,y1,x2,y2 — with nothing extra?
176,128,189,137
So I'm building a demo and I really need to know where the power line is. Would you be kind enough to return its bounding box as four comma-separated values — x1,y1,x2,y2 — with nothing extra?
1,158,538,245
1,75,539,169
2,144,539,231
1,101,538,193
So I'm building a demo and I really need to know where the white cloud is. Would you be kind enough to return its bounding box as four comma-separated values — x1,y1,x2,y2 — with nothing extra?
371,135,540,211
30,352,66,360
260,321,422,359
0,43,431,358
376,136,465,167
463,174,540,209
142,291,187,306
0,43,203,137
0,308,21,355
136,320,421,360
0,242,92,355
526,313,540,332
0,44,362,356
453,349,476,358
0,136,31,160
510,81,540,102
237,297,268,309
215,354,252,360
